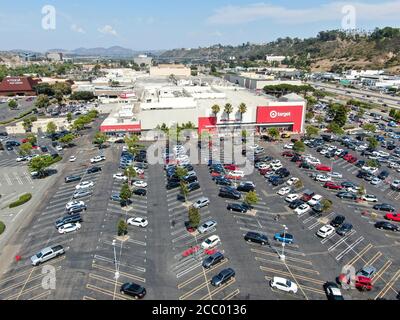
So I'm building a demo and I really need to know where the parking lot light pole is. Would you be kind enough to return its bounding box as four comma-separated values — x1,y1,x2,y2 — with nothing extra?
112,240,119,280
279,225,288,262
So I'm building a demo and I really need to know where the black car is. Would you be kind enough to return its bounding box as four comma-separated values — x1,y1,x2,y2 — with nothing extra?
55,214,83,228
378,171,389,180
375,221,399,232
214,176,232,186
291,155,302,162
312,203,323,216
244,231,269,245
323,282,344,300
202,252,224,269
40,146,48,152
356,171,369,179
289,199,305,209
276,168,290,178
87,166,102,174
181,164,194,171
67,205,87,214
236,182,255,192
183,175,198,184
336,223,353,236
299,162,314,169
336,192,357,200
120,282,146,299
355,160,365,168
341,181,356,189
133,188,147,196
271,177,285,186
166,180,180,190
330,215,346,228
187,182,200,192
64,175,82,183
211,268,235,287
227,203,250,213
120,198,133,207
373,203,396,212
219,187,241,200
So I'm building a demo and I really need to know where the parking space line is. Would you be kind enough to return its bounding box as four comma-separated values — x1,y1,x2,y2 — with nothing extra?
5,284,43,300
200,278,237,300
371,260,392,285
375,269,400,299
251,249,312,265
29,290,52,300
177,259,229,286
83,295,96,300
4,173,12,185
13,172,23,185
327,230,357,251
364,252,382,267
178,282,208,300
223,288,240,300
92,263,146,283
255,257,319,275
335,236,364,261
89,273,122,286
86,284,130,300
345,243,373,267
259,266,324,286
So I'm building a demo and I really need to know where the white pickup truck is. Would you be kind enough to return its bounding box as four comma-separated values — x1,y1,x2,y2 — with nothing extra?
30,245,65,266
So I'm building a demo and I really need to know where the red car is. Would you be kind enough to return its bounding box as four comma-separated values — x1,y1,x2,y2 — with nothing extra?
21,138,29,143
224,164,238,171
323,182,343,190
385,213,400,222
282,151,294,157
316,164,332,172
348,156,358,163
343,154,354,161
259,168,271,176
210,171,223,177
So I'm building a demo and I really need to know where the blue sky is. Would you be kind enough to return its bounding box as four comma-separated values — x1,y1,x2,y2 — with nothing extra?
0,0,399,51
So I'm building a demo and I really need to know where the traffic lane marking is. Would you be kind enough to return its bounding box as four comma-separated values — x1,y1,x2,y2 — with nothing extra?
223,288,240,300
86,284,131,300
259,266,325,286
29,290,52,300
345,243,373,267
251,248,312,265
255,257,319,275
371,260,392,285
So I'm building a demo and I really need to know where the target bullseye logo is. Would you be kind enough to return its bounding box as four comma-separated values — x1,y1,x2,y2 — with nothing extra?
270,110,278,119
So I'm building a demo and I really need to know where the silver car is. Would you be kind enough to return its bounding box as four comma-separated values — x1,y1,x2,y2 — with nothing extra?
73,190,92,199
193,197,210,209
198,220,217,234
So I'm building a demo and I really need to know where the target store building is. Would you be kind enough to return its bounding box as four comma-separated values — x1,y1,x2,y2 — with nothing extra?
198,92,306,135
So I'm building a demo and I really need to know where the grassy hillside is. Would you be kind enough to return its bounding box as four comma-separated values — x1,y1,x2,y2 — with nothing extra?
161,27,400,72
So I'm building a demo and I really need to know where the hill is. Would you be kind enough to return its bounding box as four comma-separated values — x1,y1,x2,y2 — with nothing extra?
160,27,400,73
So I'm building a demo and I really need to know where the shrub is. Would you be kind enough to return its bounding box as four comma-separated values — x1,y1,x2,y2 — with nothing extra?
9,193,32,208
117,219,128,236
0,221,5,235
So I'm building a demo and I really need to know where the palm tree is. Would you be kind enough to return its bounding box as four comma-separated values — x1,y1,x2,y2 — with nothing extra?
211,104,220,118
224,103,233,121
238,103,247,122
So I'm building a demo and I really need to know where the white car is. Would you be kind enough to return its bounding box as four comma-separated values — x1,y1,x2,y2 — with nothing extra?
271,163,283,171
294,203,311,215
328,172,343,179
201,235,221,249
132,180,147,188
16,156,26,162
228,170,245,178
277,186,291,196
287,177,299,186
271,160,282,166
346,186,360,193
248,145,259,150
176,154,189,161
127,217,148,228
75,181,94,190
334,149,344,156
90,155,106,163
361,194,378,202
113,173,128,181
285,194,299,203
69,156,77,162
270,276,298,294
307,158,321,165
56,145,63,151
66,200,85,210
370,177,382,185
193,197,210,209
198,220,217,234
283,143,294,149
308,194,322,206
316,225,335,238
257,163,269,170
316,174,331,182
362,166,378,174
58,222,81,234
133,167,144,175
320,149,328,155
391,180,400,190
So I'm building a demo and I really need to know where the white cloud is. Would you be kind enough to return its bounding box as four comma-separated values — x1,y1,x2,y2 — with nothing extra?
71,24,85,34
98,25,118,36
206,1,400,25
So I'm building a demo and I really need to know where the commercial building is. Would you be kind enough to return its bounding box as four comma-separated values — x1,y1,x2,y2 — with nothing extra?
0,76,41,96
265,55,286,63
6,117,70,135
150,64,191,77
46,52,63,62
224,73,303,90
134,55,153,67
99,105,141,134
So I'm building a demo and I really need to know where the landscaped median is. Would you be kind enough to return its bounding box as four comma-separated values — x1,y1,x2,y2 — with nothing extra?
9,193,32,208
0,221,5,235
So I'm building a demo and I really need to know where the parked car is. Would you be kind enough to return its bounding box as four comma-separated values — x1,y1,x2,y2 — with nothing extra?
336,223,353,236
244,231,269,245
385,213,400,222
273,232,294,244
90,155,106,163
373,203,396,212
336,192,357,200
87,166,102,174
127,217,148,228
120,282,146,299
219,186,241,200
30,245,65,266
285,194,299,203
270,276,298,294
227,203,250,213
202,252,224,269
58,222,81,234
211,268,235,287
55,214,82,229
361,194,378,202
201,235,221,249
132,180,147,188
317,225,335,238
64,175,82,183
133,188,147,196
323,282,344,300
330,215,345,228
375,221,399,232
198,220,217,234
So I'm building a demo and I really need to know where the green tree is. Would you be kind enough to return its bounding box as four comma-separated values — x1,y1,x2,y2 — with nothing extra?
238,103,247,122
362,123,376,133
224,103,233,121
321,199,333,212
46,121,57,135
58,133,75,146
358,184,366,197
367,137,378,150
188,206,201,229
67,112,72,123
357,108,365,118
117,219,128,236
120,182,132,206
124,134,140,156
180,181,189,202
244,191,259,207
332,104,348,127
22,119,32,132
366,159,380,168
26,133,37,145
70,91,95,101
175,167,188,181
93,131,107,145
124,166,137,184
8,99,17,109
293,141,306,153
294,179,303,190
327,122,345,135
389,108,397,118
316,115,324,124
28,155,54,177
211,104,221,117
19,142,32,156
268,128,279,140
54,90,63,105
34,94,50,109
306,111,314,121
305,125,319,137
